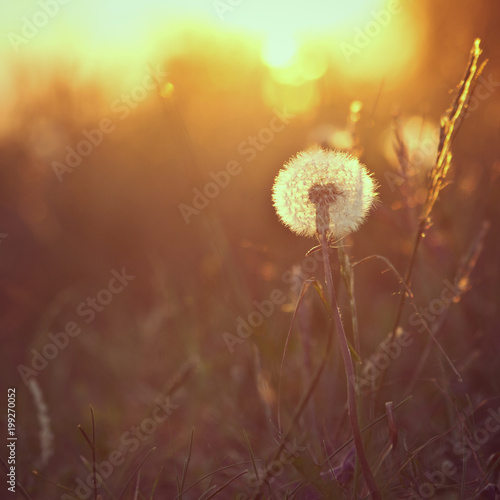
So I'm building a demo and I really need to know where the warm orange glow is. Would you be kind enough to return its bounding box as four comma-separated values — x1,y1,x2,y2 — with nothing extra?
266,43,329,87
383,116,440,173
262,78,320,115
0,0,429,131
1,3,497,498
1,0,426,106
224,0,386,36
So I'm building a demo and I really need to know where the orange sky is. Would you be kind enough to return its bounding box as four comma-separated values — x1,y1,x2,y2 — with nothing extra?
2,0,423,74
0,0,427,133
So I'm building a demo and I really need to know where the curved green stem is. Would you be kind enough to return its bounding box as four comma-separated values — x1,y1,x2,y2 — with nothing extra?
320,233,381,500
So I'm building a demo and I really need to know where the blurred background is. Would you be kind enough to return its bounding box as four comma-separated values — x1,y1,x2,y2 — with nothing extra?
1,0,500,497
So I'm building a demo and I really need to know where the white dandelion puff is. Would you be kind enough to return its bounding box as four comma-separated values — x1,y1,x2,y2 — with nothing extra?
272,147,378,238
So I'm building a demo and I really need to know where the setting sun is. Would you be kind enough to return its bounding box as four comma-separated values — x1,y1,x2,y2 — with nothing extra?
261,32,299,69
2,0,422,89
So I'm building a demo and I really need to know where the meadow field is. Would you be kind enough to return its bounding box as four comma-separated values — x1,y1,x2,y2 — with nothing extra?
1,0,500,498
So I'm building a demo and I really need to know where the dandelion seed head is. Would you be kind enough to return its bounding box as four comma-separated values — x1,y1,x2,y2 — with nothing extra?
272,147,378,238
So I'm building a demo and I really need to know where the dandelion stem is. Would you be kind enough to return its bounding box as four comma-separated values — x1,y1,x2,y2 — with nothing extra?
319,232,381,500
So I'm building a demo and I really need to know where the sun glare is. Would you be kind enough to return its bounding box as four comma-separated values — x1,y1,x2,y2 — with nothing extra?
1,0,425,115
221,0,386,35
261,33,299,69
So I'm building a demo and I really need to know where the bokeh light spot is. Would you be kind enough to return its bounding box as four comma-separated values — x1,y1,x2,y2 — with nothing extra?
160,82,175,99
261,33,299,69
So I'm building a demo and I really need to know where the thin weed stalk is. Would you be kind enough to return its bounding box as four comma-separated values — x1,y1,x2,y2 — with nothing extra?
116,447,157,500
319,232,381,500
250,316,336,499
405,220,489,395
337,243,366,493
389,39,485,344
77,406,98,500
374,39,486,407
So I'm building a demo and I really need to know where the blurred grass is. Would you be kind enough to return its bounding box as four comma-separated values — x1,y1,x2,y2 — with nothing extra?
1,2,500,498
